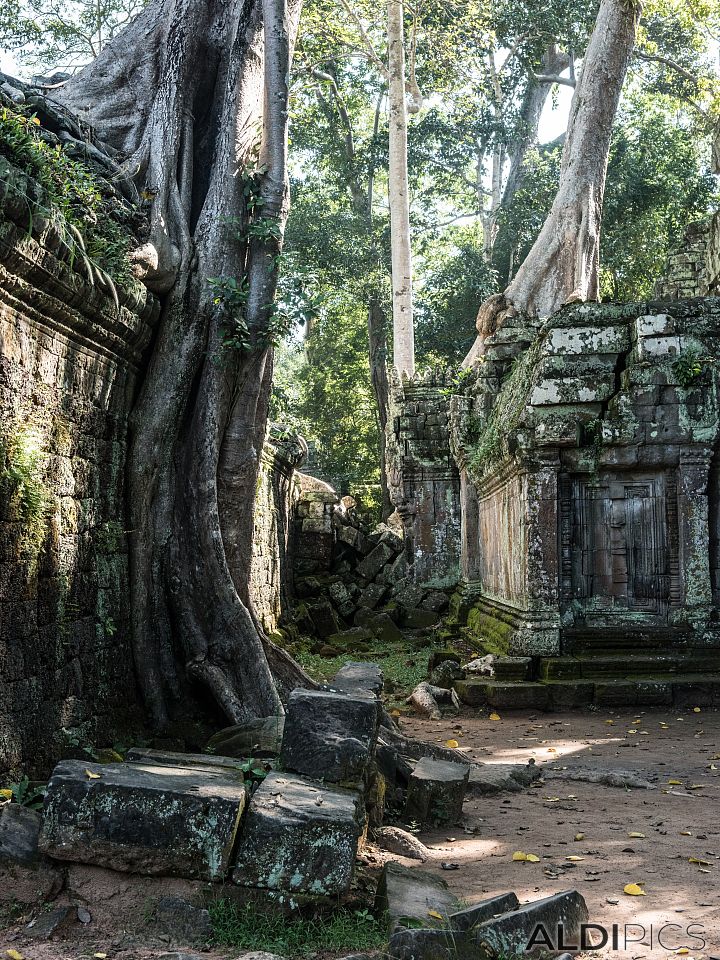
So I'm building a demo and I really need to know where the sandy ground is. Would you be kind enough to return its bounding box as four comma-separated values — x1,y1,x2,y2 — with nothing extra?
398,705,720,960
2,705,719,960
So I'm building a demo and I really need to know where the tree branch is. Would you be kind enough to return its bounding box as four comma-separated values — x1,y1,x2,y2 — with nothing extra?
337,0,388,79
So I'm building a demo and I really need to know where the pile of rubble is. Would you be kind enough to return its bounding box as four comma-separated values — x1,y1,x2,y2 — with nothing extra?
288,489,450,653
0,661,588,958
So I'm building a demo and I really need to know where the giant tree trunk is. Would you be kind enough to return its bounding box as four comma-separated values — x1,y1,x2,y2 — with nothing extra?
468,0,641,361
55,0,309,729
387,0,414,377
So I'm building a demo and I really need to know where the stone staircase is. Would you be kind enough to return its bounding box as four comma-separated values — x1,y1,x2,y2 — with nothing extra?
453,641,720,711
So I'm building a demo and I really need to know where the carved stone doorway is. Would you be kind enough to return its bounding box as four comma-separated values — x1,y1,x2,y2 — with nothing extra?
559,471,681,623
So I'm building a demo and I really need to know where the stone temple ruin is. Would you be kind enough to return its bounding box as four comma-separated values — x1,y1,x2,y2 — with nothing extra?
383,295,720,710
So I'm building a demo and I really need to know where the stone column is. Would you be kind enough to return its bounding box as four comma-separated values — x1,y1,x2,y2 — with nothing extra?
677,448,714,637
516,453,562,656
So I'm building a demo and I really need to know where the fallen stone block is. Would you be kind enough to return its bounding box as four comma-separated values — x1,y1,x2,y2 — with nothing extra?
449,892,520,931
402,607,440,629
25,904,73,939
467,762,541,796
471,890,589,958
126,747,247,772
307,600,341,638
375,862,457,934
0,803,42,865
39,759,246,880
370,611,404,643
155,895,212,943
280,687,380,783
405,758,469,826
232,771,363,895
205,717,284,758
357,542,396,580
332,662,384,697
420,590,450,613
325,626,375,648
358,581,390,610
388,926,477,960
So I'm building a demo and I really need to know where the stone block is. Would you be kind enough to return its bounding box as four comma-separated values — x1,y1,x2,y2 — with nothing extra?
453,678,491,707
39,759,246,880
635,335,682,359
450,892,520,931
467,762,541,796
405,757,469,826
636,313,674,338
125,747,247,772
420,590,450,613
232,771,363,894
593,679,638,707
331,662,384,697
307,600,341,638
370,611,404,643
0,804,42,865
279,688,380,783
375,862,457,934
471,889,589,957
357,543,396,580
547,325,629,355
388,927,477,960
402,607,440,629
325,626,375,647
530,377,615,406
485,681,550,711
155,896,212,943
358,581,389,610
546,679,595,710
337,523,370,554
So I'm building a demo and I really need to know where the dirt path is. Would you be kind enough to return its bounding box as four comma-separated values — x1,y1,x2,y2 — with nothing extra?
398,705,720,959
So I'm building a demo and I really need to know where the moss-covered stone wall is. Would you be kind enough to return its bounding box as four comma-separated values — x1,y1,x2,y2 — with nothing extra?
0,162,159,778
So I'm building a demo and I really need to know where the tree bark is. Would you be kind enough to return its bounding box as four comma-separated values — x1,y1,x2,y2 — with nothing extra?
504,0,641,319
467,0,641,361
55,0,306,729
387,0,414,377
368,297,393,520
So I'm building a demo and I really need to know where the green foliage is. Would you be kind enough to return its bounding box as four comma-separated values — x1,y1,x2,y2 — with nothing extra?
209,901,385,956
0,0,146,72
673,348,712,387
1,776,46,810
0,425,51,569
0,104,133,283
296,638,434,697
238,758,270,793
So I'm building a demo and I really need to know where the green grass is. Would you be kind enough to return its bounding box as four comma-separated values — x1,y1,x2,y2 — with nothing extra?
296,640,436,696
209,900,386,956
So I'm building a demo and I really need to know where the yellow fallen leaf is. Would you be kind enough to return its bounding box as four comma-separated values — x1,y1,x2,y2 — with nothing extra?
547,747,557,753
605,720,615,725
628,729,637,734
677,949,689,955
94,955,108,959
688,784,703,790
693,707,701,713
85,770,102,779
489,713,501,721
710,764,718,771
427,909,444,920
544,797,561,803
444,739,459,749
526,854,540,862
668,779,682,785
689,857,711,866
679,831,692,836
0,789,13,800
624,883,646,896
628,832,645,839
6,952,25,960
574,833,585,841
512,851,528,861
390,709,401,717
566,855,584,861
